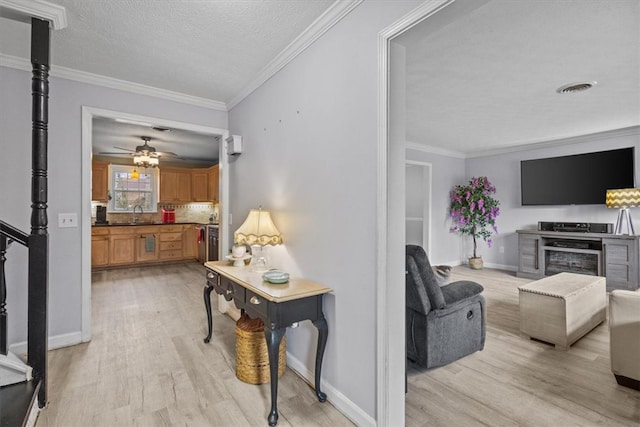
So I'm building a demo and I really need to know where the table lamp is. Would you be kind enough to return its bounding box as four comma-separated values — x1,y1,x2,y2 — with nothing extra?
234,207,283,271
606,188,640,235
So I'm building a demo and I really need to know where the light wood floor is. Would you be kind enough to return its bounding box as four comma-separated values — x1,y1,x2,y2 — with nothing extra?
406,266,640,427
34,263,640,426
36,262,354,427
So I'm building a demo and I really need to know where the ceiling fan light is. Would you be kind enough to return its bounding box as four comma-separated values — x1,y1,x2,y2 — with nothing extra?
133,152,159,168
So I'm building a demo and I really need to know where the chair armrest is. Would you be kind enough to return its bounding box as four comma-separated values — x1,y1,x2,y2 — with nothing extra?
609,290,640,381
441,280,484,306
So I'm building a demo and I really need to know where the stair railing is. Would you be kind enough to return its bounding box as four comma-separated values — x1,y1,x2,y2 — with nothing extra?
0,223,30,356
0,17,51,409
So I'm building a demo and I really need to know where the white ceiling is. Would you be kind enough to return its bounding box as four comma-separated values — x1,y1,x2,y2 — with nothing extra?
1,0,638,160
397,0,640,155
0,0,335,103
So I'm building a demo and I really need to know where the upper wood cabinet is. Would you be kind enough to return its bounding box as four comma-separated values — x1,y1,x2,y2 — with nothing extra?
208,164,219,203
91,161,109,202
192,171,209,202
160,168,192,202
159,166,219,203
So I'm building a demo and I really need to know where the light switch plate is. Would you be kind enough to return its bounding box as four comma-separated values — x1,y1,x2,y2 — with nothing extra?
58,213,78,228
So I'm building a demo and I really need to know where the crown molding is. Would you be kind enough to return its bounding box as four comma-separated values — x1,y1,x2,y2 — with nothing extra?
464,125,640,158
1,0,363,112
0,0,67,29
226,0,363,110
405,141,466,158
0,54,227,111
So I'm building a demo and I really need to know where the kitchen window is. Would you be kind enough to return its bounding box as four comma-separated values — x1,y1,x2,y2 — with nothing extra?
107,165,158,212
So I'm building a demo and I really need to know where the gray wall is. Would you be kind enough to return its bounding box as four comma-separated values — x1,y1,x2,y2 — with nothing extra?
228,0,422,419
465,128,640,269
0,65,227,345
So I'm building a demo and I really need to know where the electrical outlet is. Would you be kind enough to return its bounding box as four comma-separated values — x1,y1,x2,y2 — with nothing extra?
58,213,78,228
499,246,505,254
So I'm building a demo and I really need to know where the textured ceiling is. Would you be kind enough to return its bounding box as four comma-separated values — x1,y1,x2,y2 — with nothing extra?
0,0,334,103
1,0,638,158
397,0,640,155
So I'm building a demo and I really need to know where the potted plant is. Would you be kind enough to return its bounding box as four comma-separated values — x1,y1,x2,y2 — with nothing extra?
449,176,500,269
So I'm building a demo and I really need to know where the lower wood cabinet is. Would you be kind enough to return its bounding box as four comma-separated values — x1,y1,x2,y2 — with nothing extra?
92,224,198,269
183,224,197,258
91,228,110,267
109,233,136,265
136,226,160,262
159,225,183,260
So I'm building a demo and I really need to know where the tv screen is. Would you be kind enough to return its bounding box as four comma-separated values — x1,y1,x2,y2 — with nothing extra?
521,147,635,205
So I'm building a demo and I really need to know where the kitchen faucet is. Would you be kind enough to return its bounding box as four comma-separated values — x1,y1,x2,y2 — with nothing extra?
132,204,143,224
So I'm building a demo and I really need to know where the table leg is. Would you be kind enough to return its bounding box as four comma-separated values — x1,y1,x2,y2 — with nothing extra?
312,316,328,402
265,327,286,426
203,285,214,343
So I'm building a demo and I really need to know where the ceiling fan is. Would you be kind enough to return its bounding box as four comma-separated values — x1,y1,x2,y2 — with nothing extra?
99,136,216,165
99,136,180,167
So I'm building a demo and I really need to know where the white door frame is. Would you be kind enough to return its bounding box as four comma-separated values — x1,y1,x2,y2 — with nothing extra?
80,106,230,342
376,0,454,424
405,160,433,257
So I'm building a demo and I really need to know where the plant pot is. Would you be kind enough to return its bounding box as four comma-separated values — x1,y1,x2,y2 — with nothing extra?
468,257,483,270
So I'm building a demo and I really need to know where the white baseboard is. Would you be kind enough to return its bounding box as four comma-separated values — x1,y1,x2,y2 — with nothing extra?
9,331,83,356
481,262,518,272
285,352,375,427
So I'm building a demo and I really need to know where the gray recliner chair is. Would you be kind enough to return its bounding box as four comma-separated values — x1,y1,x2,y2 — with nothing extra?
406,245,486,368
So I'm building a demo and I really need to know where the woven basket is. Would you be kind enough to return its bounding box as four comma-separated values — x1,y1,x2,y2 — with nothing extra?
235,314,286,384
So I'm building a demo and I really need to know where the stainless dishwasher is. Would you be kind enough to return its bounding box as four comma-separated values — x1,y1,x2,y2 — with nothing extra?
207,225,219,261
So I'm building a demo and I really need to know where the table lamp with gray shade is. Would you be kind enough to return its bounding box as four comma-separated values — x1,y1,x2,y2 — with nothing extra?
234,207,283,271
606,188,640,235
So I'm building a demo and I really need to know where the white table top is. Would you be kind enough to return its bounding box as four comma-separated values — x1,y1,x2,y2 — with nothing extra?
205,261,332,303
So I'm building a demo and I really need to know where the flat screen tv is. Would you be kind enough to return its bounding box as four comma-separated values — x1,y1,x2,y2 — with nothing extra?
521,147,635,205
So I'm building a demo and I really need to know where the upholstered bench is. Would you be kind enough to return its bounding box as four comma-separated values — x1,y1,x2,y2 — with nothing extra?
518,272,606,350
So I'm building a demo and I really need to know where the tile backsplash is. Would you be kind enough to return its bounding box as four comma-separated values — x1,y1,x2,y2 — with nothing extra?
92,202,219,224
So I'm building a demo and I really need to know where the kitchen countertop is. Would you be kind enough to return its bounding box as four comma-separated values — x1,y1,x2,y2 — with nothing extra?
92,222,202,227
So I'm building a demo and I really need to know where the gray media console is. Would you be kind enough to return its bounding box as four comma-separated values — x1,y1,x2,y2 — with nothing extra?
517,229,640,292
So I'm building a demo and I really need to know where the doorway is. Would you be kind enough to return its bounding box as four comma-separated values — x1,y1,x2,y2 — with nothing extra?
405,160,432,256
376,0,454,424
80,106,230,342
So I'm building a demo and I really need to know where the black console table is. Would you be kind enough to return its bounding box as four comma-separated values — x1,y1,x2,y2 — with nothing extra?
203,261,332,426
517,230,640,291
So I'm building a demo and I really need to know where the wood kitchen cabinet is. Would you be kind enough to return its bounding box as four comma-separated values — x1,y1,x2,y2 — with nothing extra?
208,164,219,203
182,224,197,259
159,225,183,260
136,226,160,262
160,168,192,202
92,224,200,269
91,161,109,202
91,228,110,267
191,171,209,202
109,227,136,265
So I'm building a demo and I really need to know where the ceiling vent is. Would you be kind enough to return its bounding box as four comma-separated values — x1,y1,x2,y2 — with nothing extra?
556,81,597,94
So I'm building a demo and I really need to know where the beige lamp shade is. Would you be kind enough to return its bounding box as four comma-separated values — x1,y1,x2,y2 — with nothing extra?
234,208,283,246
606,188,640,209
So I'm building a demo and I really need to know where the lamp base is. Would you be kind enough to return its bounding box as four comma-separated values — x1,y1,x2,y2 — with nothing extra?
614,208,636,235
